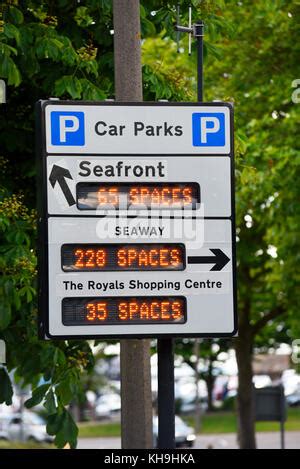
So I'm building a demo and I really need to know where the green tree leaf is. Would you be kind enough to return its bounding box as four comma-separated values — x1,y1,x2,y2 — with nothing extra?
25,383,50,408
54,76,82,99
35,37,64,61
4,24,21,45
0,301,11,330
79,78,106,100
74,7,94,27
44,388,57,415
55,409,78,449
7,6,24,25
47,409,78,448
46,411,65,435
0,368,13,405
56,369,79,406
0,55,21,86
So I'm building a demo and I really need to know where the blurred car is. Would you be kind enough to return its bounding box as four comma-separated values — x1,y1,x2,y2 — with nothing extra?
213,375,229,401
178,394,208,414
95,393,121,420
286,392,300,407
0,412,52,443
253,375,272,389
282,370,300,396
94,400,111,420
175,377,208,413
153,415,196,448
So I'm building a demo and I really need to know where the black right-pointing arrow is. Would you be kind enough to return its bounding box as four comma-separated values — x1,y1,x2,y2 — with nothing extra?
49,164,75,207
188,249,230,271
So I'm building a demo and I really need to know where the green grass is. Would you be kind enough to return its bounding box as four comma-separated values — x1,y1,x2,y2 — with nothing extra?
78,408,300,438
200,412,238,434
78,421,121,438
0,440,53,449
182,408,300,434
256,407,300,433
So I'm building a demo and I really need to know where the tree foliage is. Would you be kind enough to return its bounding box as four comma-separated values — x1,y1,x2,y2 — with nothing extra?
0,0,299,448
0,0,232,447
203,0,300,342
201,0,300,448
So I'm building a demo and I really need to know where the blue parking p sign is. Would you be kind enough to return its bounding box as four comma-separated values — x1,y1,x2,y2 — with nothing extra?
192,112,225,147
51,111,85,146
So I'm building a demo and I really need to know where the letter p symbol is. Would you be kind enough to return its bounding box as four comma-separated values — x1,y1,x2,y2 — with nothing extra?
192,112,225,147
59,115,79,142
51,111,85,146
200,117,220,143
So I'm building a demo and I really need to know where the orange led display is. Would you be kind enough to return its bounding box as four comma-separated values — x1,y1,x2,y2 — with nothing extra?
97,187,119,206
86,302,107,321
62,297,187,326
129,186,193,207
62,244,185,271
77,182,200,210
118,300,183,321
74,248,106,269
117,247,182,268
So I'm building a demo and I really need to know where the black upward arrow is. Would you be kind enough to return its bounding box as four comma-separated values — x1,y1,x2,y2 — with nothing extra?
188,249,230,271
49,165,75,206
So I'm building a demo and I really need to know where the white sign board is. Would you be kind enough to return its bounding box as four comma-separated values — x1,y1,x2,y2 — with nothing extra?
44,103,231,155
46,156,231,218
37,101,237,339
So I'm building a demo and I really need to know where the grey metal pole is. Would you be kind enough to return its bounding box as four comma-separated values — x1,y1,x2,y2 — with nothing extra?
157,338,175,449
195,24,203,436
194,21,204,102
280,385,285,449
280,420,285,450
194,338,202,433
113,0,153,449
113,0,143,102
19,394,25,442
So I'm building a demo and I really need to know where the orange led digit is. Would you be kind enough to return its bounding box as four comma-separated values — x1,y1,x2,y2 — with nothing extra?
109,187,119,206
62,297,187,326
85,249,96,267
97,187,119,206
86,303,96,321
96,249,106,267
97,188,108,205
74,249,85,268
96,303,107,321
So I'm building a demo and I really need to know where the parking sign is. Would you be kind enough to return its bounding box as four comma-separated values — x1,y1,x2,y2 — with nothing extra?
50,111,85,146
37,101,236,339
192,112,226,146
